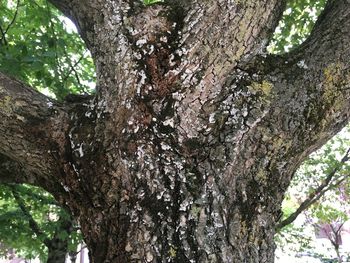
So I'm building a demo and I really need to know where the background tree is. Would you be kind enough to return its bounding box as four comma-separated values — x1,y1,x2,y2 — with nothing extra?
276,126,350,262
0,183,82,263
1,0,350,262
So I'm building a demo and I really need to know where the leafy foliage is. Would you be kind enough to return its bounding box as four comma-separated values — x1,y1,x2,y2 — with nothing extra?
0,184,82,261
143,0,163,5
269,0,327,53
276,126,350,260
0,0,95,100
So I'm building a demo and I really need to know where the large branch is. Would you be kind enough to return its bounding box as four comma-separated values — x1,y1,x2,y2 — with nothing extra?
48,0,286,110
49,0,138,115
0,154,40,185
0,72,69,186
284,0,350,154
48,0,131,60
241,0,350,170
177,0,286,84
213,0,350,203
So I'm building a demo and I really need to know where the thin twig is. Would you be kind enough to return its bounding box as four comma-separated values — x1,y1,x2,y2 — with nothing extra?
0,25,7,45
61,51,87,90
45,0,64,82
2,0,21,37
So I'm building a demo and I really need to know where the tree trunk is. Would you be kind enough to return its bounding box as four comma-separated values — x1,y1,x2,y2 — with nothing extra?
47,238,68,263
46,216,73,263
2,0,350,262
335,246,342,263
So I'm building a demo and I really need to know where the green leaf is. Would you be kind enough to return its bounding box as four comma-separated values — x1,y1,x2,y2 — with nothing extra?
143,0,163,5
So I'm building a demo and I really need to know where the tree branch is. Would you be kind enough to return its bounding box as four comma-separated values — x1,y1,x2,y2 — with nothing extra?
238,0,350,177
286,0,350,151
2,0,21,37
48,0,135,110
0,72,69,187
276,147,350,230
6,183,61,206
47,0,130,53
175,0,286,84
0,154,40,185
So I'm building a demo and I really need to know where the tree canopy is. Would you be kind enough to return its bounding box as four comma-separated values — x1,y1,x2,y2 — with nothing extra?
0,0,95,100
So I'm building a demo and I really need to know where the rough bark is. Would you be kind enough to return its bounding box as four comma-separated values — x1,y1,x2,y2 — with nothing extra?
0,154,40,185
1,0,350,262
0,73,69,195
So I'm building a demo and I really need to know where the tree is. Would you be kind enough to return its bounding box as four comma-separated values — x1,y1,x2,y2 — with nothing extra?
277,131,350,231
0,183,82,263
275,126,350,262
1,0,350,262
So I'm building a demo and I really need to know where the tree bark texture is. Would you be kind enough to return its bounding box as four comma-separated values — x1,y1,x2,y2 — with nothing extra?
2,0,350,262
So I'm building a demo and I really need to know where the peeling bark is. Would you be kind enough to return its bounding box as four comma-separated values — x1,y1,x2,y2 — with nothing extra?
1,0,350,262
